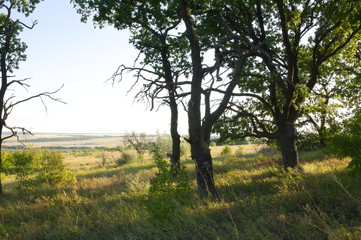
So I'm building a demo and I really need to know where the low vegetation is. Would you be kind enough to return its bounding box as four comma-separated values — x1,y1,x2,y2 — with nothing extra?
0,144,360,240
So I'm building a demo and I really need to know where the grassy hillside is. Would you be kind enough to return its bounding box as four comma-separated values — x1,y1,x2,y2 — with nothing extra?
1,146,360,239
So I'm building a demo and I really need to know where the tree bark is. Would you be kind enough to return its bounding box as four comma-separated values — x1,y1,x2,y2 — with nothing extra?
278,122,300,169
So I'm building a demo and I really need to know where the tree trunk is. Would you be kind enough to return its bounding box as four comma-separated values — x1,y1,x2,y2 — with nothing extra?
191,139,220,198
170,99,180,170
278,122,301,169
160,39,181,170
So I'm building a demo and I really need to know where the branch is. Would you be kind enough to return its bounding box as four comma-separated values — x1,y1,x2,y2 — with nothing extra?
8,84,65,110
209,88,275,115
227,105,278,139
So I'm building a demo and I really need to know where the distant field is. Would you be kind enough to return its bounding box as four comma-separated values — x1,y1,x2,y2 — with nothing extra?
2,133,264,157
1,133,137,149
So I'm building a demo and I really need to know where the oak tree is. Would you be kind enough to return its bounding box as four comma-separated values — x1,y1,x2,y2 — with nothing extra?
213,0,361,169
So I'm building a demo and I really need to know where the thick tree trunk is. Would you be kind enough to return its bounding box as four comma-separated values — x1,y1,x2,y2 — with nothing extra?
278,122,300,169
191,140,220,198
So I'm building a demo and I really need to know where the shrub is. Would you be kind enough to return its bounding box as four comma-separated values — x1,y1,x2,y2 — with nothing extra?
155,132,191,159
180,140,191,158
37,150,73,184
1,151,14,174
6,149,74,191
327,111,361,172
141,147,192,221
116,149,139,166
155,132,172,158
221,145,232,155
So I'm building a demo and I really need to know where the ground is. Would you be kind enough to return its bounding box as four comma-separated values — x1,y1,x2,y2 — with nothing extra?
0,136,360,239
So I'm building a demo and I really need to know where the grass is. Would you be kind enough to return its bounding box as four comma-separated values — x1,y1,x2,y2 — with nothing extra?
1,145,360,239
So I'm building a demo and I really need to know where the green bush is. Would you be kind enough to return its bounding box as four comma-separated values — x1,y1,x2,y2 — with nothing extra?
180,140,191,158
154,132,191,159
1,151,14,174
116,149,139,166
221,145,232,155
37,150,72,184
327,111,361,172
155,132,172,158
141,147,192,221
6,149,74,191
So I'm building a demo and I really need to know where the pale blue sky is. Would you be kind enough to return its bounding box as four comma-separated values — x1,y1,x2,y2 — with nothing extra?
8,1,188,134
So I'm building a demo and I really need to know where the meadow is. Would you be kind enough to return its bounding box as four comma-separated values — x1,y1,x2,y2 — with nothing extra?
0,142,360,240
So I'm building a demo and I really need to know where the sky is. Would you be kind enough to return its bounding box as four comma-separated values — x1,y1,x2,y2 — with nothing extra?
7,1,188,134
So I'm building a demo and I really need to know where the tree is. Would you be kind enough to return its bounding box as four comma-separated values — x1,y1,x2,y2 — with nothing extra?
301,50,361,148
72,0,189,170
213,0,361,169
0,0,64,195
178,0,253,197
73,0,252,198
124,131,148,156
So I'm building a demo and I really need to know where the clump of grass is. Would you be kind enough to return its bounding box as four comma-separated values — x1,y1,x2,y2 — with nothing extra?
235,146,244,156
221,145,232,155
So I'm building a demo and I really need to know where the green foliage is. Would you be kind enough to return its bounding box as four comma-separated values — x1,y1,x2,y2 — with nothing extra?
297,132,323,151
6,149,73,191
153,132,190,159
276,169,304,194
1,151,13,174
221,145,232,156
155,132,172,158
141,147,192,221
116,149,139,166
327,111,361,172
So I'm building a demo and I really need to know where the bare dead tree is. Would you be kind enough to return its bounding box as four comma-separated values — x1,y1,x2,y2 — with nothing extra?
123,131,149,156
